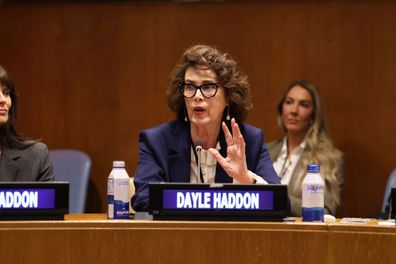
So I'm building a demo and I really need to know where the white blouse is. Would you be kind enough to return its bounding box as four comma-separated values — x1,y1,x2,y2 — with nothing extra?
189,142,267,184
273,138,306,185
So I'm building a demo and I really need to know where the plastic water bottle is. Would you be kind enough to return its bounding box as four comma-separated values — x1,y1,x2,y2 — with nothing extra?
108,161,130,219
302,164,324,222
107,164,115,219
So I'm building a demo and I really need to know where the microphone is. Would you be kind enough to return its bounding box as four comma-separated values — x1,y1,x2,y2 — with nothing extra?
194,141,204,183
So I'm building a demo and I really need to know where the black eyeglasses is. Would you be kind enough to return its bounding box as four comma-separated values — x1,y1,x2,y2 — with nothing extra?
179,82,220,98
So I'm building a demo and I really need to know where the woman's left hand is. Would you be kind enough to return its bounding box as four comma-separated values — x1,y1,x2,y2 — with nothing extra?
208,118,254,183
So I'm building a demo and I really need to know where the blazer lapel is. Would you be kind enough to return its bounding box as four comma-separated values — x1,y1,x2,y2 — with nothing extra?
168,122,191,183
0,148,20,181
268,139,283,162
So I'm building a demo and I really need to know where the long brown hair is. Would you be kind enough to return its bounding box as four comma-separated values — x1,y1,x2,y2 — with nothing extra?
278,80,344,213
0,65,34,149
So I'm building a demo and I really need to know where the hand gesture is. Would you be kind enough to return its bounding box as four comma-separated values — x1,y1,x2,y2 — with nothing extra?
208,118,254,183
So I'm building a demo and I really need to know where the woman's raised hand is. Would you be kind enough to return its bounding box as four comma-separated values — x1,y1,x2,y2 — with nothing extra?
208,118,254,183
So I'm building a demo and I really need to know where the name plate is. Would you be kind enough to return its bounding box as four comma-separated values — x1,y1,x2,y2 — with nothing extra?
0,189,55,209
149,183,288,221
0,182,69,220
163,190,274,210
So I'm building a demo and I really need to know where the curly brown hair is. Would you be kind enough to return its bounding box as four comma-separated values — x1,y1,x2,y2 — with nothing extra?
167,45,252,123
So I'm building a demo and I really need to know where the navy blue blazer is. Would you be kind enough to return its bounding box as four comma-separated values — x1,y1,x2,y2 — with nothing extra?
132,120,280,211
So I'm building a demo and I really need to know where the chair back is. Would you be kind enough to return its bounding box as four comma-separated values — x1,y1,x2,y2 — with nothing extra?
49,149,92,213
382,169,396,213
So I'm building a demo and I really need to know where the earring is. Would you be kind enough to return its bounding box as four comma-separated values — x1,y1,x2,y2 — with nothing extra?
226,106,231,121
184,108,188,122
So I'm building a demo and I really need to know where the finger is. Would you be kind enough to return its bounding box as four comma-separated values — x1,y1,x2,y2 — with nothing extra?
208,148,227,168
238,134,246,156
231,118,242,147
222,121,233,146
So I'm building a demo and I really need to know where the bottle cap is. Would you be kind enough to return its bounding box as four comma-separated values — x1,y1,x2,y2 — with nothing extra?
307,164,320,173
113,161,125,168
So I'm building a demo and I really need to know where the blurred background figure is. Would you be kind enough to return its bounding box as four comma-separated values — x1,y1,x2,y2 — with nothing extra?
268,80,343,216
382,169,396,216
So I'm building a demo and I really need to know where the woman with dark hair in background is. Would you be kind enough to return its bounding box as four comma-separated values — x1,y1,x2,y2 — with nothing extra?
132,44,280,211
268,80,343,216
0,65,54,181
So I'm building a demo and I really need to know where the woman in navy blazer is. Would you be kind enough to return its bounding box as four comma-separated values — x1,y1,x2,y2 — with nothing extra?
132,45,280,211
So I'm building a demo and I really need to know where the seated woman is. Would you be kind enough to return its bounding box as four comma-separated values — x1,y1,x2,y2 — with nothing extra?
132,45,280,211
268,80,343,216
0,65,54,181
